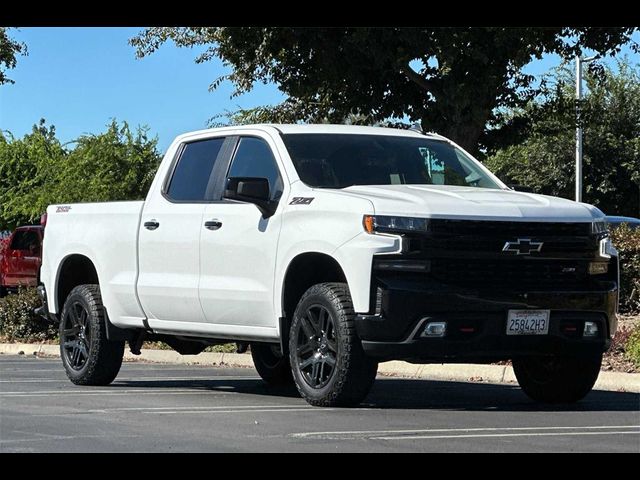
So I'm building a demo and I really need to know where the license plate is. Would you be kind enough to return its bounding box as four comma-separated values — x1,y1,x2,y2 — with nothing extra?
506,310,550,335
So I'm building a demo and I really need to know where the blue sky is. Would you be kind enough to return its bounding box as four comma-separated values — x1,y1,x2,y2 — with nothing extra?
1,28,638,153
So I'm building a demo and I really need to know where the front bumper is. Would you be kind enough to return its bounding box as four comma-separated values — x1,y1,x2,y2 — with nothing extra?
357,279,618,362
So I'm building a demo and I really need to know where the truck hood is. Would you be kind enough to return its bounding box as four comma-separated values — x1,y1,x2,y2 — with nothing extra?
338,185,604,222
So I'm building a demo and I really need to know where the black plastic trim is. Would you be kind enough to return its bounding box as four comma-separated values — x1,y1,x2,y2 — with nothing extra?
35,284,57,324
278,316,289,355
355,273,617,362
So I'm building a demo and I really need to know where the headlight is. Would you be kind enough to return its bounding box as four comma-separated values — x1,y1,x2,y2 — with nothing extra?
591,220,609,236
363,215,429,234
599,236,617,259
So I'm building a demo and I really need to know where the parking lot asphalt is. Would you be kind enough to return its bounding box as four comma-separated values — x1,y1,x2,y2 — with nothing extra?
1,355,638,452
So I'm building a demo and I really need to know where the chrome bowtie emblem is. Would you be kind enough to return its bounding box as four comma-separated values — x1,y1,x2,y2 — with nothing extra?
502,238,543,255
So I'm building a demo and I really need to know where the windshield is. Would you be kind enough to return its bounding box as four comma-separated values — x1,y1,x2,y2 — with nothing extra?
281,133,502,190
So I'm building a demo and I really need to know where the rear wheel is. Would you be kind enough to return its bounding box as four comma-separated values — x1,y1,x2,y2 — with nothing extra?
250,343,294,386
289,283,378,407
513,353,602,403
0,286,6,298
60,285,125,386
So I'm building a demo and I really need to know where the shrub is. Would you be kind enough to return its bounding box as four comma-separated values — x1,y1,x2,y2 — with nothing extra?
0,288,58,342
610,224,640,314
626,324,640,368
608,325,632,355
0,235,9,256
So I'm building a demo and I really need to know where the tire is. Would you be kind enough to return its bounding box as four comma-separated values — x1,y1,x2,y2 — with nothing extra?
0,286,6,299
59,284,125,386
250,343,294,386
513,353,603,403
289,282,378,407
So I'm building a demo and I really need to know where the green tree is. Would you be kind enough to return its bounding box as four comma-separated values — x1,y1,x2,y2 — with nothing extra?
52,120,160,204
0,27,27,85
0,120,65,229
0,120,161,230
131,27,637,153
485,60,640,217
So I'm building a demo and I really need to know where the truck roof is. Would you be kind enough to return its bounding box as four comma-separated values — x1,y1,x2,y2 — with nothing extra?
174,124,447,143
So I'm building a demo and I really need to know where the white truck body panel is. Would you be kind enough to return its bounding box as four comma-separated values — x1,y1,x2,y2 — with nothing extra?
41,201,146,328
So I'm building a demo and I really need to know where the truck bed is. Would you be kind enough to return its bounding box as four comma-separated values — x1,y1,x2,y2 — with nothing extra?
40,201,147,329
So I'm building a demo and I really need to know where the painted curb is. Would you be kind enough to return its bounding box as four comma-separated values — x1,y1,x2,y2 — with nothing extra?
2,343,638,393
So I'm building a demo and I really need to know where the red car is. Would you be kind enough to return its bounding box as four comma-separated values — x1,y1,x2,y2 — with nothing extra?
0,225,44,297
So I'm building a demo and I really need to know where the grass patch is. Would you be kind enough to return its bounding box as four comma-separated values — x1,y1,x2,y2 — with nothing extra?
142,341,238,353
625,324,640,368
204,343,238,353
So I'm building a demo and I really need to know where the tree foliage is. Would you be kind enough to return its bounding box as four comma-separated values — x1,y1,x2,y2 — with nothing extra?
0,120,161,230
610,224,640,313
0,27,27,85
0,121,65,229
485,59,640,217
131,27,637,152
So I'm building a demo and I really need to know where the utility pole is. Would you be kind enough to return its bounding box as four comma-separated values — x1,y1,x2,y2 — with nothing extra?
575,55,597,202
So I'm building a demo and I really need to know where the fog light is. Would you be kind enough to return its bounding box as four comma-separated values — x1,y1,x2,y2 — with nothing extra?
588,262,608,275
422,321,447,337
584,321,599,337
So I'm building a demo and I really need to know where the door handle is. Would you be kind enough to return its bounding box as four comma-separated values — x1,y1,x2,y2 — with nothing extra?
144,220,160,231
204,220,223,231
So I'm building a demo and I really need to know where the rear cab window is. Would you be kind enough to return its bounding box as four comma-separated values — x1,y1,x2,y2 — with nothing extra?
165,137,226,202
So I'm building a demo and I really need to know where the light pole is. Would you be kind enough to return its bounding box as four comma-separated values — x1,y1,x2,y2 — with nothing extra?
575,54,597,202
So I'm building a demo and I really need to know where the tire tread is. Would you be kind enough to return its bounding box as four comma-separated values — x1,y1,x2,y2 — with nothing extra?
290,282,377,407
60,284,124,386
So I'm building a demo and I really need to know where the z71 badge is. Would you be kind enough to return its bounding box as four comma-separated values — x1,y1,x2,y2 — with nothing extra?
56,206,72,213
289,197,314,205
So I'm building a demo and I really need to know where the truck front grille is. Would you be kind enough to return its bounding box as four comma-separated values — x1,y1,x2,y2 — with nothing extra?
430,258,590,290
403,219,597,260
429,220,591,237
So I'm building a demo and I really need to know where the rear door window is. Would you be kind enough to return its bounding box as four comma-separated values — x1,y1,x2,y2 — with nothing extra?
166,138,226,202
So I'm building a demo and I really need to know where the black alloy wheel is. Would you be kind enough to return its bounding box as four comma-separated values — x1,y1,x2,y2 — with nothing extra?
59,284,124,385
61,301,91,371
294,304,338,389
289,283,378,407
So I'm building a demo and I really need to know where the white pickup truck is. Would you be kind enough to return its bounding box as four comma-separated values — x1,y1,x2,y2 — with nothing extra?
38,124,619,407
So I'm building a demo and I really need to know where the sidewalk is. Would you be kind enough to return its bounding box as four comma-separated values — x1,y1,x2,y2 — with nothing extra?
2,343,639,393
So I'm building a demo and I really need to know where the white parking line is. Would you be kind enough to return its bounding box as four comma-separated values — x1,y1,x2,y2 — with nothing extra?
291,424,640,440
0,389,238,398
373,431,640,441
88,404,306,412
0,433,141,444
0,378,65,383
0,375,259,383
12,404,320,418
144,407,333,415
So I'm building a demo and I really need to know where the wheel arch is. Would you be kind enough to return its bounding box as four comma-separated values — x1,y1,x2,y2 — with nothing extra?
55,254,100,313
279,252,348,351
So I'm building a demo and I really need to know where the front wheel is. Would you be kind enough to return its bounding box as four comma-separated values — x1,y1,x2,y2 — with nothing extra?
60,285,125,386
513,353,602,403
289,283,378,407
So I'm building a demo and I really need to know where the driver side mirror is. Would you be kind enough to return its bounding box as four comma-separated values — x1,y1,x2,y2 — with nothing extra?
225,177,277,218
